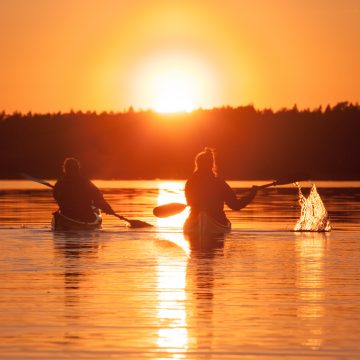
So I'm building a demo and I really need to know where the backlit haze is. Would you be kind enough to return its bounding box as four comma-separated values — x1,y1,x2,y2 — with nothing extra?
1,0,359,113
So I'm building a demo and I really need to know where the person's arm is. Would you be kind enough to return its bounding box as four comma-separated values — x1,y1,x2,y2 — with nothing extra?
53,181,61,203
224,182,258,211
88,181,115,214
184,180,192,206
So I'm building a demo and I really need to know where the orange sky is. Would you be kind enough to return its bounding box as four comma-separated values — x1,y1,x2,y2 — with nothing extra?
0,0,359,113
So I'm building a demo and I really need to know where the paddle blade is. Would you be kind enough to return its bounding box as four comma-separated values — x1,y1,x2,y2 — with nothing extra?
113,213,153,228
126,219,153,228
153,203,187,218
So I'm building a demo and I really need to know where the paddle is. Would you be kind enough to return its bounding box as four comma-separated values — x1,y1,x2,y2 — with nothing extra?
20,173,55,189
153,173,309,218
153,203,187,218
20,173,153,228
256,173,309,189
111,213,153,228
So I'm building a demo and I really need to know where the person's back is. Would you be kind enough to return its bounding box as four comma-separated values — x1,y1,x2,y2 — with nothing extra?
185,148,257,225
186,171,232,224
53,158,113,222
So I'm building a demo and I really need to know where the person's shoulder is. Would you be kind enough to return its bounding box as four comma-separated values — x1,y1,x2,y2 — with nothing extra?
83,177,101,192
215,177,233,190
54,176,65,186
214,176,227,184
82,176,95,186
185,177,193,190
185,172,198,183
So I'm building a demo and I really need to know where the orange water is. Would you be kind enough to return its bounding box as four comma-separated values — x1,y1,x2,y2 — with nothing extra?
1,181,360,359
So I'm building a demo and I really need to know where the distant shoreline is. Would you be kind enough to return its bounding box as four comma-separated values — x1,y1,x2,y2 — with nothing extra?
1,103,359,180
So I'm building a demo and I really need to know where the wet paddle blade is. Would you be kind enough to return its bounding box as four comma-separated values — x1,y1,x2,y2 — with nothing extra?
153,203,187,218
126,219,153,228
113,213,153,228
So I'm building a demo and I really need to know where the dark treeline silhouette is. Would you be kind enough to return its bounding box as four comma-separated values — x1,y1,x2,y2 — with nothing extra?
1,102,359,180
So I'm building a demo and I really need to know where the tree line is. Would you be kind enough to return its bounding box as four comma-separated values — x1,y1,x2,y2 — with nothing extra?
0,102,359,180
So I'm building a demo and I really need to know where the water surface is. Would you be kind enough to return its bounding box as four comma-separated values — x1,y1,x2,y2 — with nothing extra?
1,180,360,359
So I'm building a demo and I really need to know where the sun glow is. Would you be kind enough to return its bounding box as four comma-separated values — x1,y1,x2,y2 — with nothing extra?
133,53,217,113
152,69,198,113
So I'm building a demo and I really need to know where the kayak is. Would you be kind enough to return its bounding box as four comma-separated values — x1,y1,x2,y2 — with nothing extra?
183,212,231,235
51,210,102,231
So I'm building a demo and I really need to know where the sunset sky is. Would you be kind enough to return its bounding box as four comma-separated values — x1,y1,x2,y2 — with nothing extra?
0,0,359,113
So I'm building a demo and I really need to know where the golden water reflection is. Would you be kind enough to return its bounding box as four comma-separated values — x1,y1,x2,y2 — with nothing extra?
156,181,190,256
154,182,227,358
156,181,189,228
156,259,188,357
295,232,327,350
155,182,190,357
2,182,360,359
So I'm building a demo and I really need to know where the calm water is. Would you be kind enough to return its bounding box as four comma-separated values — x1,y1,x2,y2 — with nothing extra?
1,180,360,360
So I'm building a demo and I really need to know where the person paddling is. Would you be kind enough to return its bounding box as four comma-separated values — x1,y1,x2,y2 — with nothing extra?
185,148,258,226
53,158,114,222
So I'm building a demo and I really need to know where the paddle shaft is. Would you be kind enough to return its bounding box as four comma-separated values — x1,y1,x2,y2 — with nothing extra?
113,213,130,223
258,180,278,189
21,173,54,188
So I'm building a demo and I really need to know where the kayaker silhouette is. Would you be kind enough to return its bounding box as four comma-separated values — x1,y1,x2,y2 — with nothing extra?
184,147,258,232
53,158,114,226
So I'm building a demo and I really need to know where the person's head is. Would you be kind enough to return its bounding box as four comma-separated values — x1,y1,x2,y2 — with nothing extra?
194,147,217,175
62,157,81,176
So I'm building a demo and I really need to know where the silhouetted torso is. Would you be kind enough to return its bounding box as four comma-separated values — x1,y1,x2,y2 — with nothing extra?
185,170,241,224
53,174,109,222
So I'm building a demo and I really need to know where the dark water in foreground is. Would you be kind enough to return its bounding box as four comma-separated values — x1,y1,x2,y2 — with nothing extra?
1,180,360,359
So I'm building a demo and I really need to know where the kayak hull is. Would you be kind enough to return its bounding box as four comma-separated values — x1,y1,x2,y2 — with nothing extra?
51,211,102,231
183,212,231,236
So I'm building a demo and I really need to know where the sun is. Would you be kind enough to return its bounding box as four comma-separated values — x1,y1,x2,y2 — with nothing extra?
151,69,197,113
132,53,216,113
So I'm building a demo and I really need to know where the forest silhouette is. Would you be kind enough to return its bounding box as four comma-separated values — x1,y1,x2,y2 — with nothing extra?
1,102,359,180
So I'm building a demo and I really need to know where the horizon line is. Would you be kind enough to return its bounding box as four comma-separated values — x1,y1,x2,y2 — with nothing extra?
1,101,359,116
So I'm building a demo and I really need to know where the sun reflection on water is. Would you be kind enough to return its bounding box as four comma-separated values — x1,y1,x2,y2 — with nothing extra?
155,182,190,357
156,181,189,228
156,254,189,356
156,181,190,257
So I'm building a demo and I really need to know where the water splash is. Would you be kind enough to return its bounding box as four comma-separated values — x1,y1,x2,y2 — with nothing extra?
294,183,331,232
